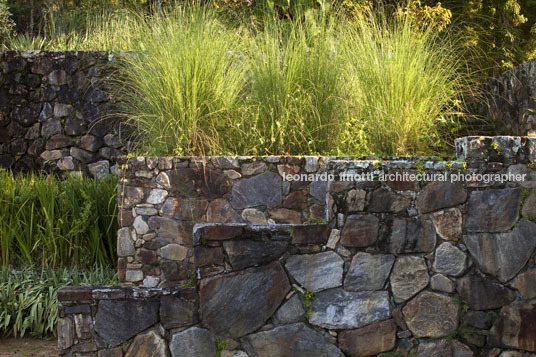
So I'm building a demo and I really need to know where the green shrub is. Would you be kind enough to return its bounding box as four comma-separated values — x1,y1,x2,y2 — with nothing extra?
0,170,118,269
0,0,15,44
0,266,116,338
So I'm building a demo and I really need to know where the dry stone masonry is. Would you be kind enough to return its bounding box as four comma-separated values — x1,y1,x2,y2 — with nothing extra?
0,51,126,175
57,136,536,356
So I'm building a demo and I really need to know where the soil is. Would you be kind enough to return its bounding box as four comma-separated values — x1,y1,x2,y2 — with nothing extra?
0,338,58,357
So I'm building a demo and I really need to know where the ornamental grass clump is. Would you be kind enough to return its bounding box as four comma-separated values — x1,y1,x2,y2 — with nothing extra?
244,12,348,155
111,6,248,156
340,9,474,155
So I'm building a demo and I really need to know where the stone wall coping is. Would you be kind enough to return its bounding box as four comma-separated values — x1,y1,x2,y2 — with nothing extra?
115,136,536,165
58,286,196,302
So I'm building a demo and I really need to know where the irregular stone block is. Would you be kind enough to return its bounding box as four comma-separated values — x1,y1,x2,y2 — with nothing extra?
463,311,496,330
368,189,410,213
430,274,454,293
523,190,536,218
159,244,188,261
94,299,159,347
344,252,394,291
230,172,282,209
346,189,366,212
120,186,144,209
403,291,459,338
200,261,290,338
223,240,287,270
310,289,390,329
464,219,536,282
148,216,181,242
58,317,74,350
147,189,168,205
125,330,168,357
310,180,327,201
161,260,194,282
338,320,396,357
174,199,208,221
80,134,103,152
71,147,97,164
242,162,266,176
341,214,379,248
133,216,149,235
285,251,344,292
291,225,330,245
169,167,230,199
390,256,429,303
431,208,463,241
417,181,467,214
268,208,302,224
170,327,216,357
45,134,74,150
194,247,225,267
241,323,343,357
282,191,307,210
456,273,515,311
511,268,536,299
466,188,521,232
160,295,198,329
433,242,468,277
273,294,305,325
490,301,536,352
378,217,436,255
207,199,241,223
416,340,473,357
117,228,135,257
241,208,268,224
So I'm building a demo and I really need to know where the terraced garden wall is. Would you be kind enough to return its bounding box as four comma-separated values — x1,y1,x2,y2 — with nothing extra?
0,50,125,175
58,136,536,356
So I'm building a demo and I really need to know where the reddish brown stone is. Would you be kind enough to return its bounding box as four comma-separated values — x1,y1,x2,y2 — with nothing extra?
194,247,225,267
339,320,396,357
206,199,241,223
386,169,419,191
118,209,134,227
269,208,301,224
174,199,208,221
291,224,330,245
342,215,379,248
118,257,127,282
309,204,325,221
136,249,157,265
169,167,230,199
199,225,243,241
403,291,459,338
281,156,302,165
283,191,307,210
278,164,300,177
490,301,536,352
368,189,410,213
58,287,93,302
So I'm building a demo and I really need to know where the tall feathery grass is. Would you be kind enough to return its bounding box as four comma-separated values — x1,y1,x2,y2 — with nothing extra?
340,11,472,155
5,4,475,156
0,170,118,269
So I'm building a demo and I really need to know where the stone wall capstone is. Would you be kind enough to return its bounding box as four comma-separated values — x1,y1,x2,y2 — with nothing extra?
0,50,127,176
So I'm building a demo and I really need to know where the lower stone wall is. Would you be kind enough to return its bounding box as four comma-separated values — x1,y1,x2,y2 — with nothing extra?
59,222,536,356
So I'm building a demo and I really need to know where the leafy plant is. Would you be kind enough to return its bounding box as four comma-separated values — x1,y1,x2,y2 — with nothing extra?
0,170,118,269
215,339,230,357
0,266,116,338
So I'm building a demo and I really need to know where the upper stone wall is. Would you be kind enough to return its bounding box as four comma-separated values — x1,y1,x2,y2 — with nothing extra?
0,50,126,175
483,57,536,136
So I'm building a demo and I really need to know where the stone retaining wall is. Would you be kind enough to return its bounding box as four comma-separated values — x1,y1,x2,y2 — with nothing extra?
58,136,536,356
0,50,126,175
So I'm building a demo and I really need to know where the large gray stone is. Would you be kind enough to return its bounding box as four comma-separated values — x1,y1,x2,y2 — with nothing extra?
285,252,344,292
117,228,135,256
273,294,305,325
230,172,282,209
344,252,394,291
466,188,521,232
390,256,429,303
456,273,515,311
463,219,536,282
94,299,160,346
309,289,390,329
417,181,467,214
522,190,536,218
169,327,216,357
241,323,343,357
378,217,436,254
490,301,536,352
402,291,459,338
223,240,288,270
433,242,468,277
200,261,290,338
125,330,168,357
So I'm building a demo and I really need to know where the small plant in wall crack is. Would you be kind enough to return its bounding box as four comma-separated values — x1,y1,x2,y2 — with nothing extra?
299,289,316,320
215,339,230,357
446,322,475,340
450,297,469,312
